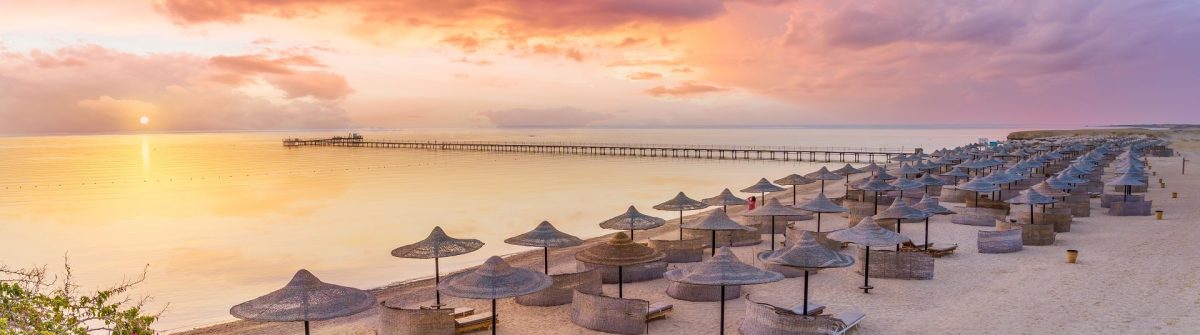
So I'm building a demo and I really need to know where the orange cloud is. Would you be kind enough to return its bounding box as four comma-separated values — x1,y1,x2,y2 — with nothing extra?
644,82,727,97
627,72,663,80
0,44,352,134
441,34,481,53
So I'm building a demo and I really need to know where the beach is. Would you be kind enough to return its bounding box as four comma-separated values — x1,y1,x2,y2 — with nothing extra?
177,128,1200,335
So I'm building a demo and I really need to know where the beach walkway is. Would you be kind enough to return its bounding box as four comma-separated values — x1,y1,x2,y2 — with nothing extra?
282,136,910,163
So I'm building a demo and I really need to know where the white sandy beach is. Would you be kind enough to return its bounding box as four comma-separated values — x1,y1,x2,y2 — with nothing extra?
180,130,1200,335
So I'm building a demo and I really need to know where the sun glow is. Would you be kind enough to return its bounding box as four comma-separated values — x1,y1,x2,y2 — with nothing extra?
139,115,150,125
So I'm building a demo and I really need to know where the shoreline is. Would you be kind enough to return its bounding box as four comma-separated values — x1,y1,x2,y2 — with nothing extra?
177,128,1199,334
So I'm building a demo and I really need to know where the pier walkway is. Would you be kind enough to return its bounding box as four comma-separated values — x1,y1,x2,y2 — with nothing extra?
282,136,913,163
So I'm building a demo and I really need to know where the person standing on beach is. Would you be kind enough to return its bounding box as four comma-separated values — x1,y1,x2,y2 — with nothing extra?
747,196,757,210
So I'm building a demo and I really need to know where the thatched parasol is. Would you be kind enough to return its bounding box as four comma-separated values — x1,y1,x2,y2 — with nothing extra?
703,188,749,212
757,231,853,315
665,247,782,335
774,174,815,205
598,206,666,240
827,216,910,293
875,198,929,251
805,166,844,194
654,192,711,240
575,232,665,298
793,192,848,232
392,226,484,307
438,256,552,335
889,176,923,199
916,173,945,194
743,198,810,250
859,176,898,215
911,195,955,251
684,209,755,255
231,269,376,335
832,164,866,198
941,167,970,185
958,178,1000,208
1106,173,1147,201
894,163,921,178
1005,189,1057,224
742,178,787,206
504,221,583,274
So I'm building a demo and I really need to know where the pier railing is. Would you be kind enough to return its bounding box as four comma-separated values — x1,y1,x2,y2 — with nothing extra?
282,137,913,163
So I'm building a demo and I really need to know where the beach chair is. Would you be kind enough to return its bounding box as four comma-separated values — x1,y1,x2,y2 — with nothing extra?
739,294,864,335
454,312,495,334
515,268,602,307
570,290,671,335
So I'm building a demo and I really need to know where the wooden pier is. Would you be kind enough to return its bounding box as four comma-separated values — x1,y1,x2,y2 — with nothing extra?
282,136,913,163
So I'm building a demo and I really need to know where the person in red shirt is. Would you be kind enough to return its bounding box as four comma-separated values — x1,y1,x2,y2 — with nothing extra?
747,196,757,211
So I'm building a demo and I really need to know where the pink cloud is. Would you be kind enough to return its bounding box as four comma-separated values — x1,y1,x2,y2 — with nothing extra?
644,82,728,97
0,44,353,134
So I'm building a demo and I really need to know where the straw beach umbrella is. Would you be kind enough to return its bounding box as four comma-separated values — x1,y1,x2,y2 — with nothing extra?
757,231,854,315
664,247,782,335
832,164,866,198
793,192,848,232
1106,173,1147,202
504,221,583,274
654,192,711,240
742,178,786,206
392,226,484,307
911,195,954,251
684,209,756,255
859,176,898,215
703,188,749,212
575,232,665,298
827,216,910,293
894,163,921,178
941,167,970,185
599,206,666,240
438,256,552,335
916,172,945,194
805,166,844,194
774,174,815,205
230,269,375,335
743,198,810,250
875,197,929,251
958,178,1000,207
1005,189,1057,224
889,175,923,199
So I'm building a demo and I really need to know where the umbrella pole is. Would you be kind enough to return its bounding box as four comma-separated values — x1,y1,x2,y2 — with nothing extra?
491,299,497,335
761,192,766,206
1030,204,1035,225
873,192,879,215
793,186,798,205
720,285,726,335
435,258,441,307
711,230,717,256
618,266,624,298
821,180,826,193
544,247,550,275
304,320,310,335
802,270,810,316
816,212,822,233
924,217,930,251
770,216,777,251
679,210,685,240
896,219,902,252
845,176,851,198
861,247,872,293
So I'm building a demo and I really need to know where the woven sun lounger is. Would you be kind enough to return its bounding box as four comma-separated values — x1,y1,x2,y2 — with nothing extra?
378,303,488,335
649,239,705,263
786,302,825,316
739,294,864,335
454,312,495,334
515,268,602,307
570,291,671,335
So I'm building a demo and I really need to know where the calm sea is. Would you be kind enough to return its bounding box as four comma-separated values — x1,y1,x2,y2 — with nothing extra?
0,127,1028,331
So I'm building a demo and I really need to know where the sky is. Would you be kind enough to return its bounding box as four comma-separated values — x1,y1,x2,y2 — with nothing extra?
1,0,1199,134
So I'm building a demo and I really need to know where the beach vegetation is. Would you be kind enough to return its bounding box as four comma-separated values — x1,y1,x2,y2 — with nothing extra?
0,258,157,335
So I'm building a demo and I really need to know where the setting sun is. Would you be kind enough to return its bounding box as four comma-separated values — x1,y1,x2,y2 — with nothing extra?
139,116,149,125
